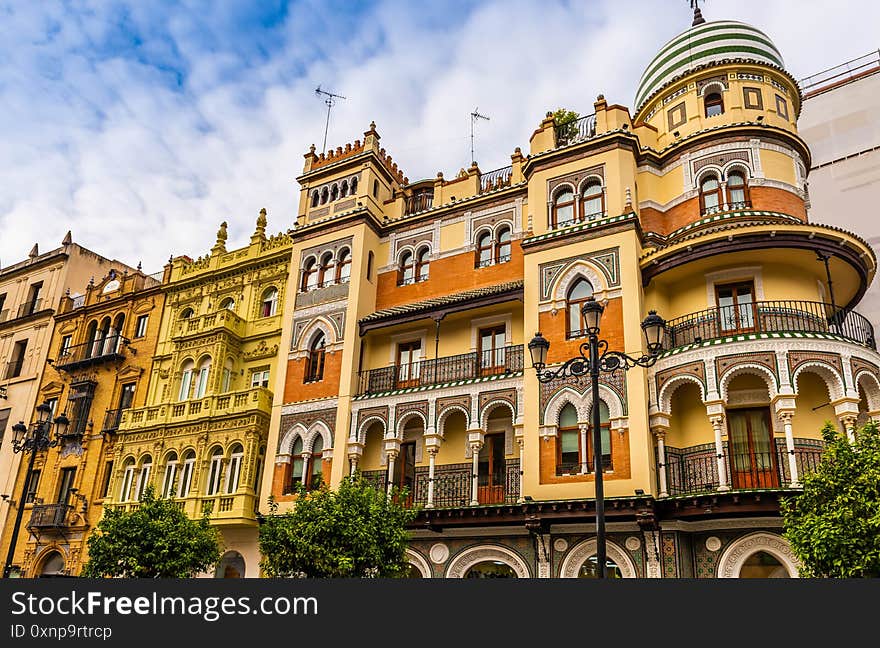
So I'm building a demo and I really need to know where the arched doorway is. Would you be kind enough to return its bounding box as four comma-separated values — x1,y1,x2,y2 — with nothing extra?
739,551,790,578
215,551,245,578
464,561,518,578
37,551,66,577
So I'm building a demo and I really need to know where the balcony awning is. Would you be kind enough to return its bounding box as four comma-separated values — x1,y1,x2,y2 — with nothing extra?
359,280,524,335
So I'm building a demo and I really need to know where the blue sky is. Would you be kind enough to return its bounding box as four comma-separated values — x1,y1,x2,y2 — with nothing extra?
1,0,878,273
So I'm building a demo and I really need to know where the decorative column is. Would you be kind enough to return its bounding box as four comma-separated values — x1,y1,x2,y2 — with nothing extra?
841,415,858,443
643,531,662,578
778,411,800,488
653,428,669,498
300,453,311,488
578,422,590,474
514,423,525,503
385,449,398,496
346,439,364,476
833,400,860,442
710,415,729,491
424,430,443,509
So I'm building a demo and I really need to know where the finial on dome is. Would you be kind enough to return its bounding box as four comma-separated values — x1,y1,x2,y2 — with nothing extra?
690,0,706,26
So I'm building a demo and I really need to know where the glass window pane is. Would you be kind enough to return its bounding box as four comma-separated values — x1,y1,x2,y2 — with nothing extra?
559,404,578,427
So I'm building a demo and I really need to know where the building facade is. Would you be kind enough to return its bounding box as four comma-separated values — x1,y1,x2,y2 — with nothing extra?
264,10,880,578
0,234,134,559
0,267,163,577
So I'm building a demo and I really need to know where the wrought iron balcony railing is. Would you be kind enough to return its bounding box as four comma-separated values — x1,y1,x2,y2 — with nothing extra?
404,192,434,215
662,301,875,350
358,345,524,394
54,335,125,371
554,113,597,147
102,408,125,433
28,503,73,528
480,165,513,193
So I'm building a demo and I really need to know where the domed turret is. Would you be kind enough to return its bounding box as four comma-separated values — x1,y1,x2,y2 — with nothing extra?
634,18,785,115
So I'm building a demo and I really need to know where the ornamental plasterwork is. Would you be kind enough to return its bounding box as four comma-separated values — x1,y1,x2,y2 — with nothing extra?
478,388,517,416
788,350,843,380
390,222,437,262
539,247,620,302
445,545,531,579
547,164,605,196
291,310,345,351
299,236,354,266
655,361,706,400
558,539,637,578
279,408,337,437
539,369,626,423
280,397,339,417
716,532,799,578
243,340,279,360
436,395,472,426
396,400,429,435
716,351,778,386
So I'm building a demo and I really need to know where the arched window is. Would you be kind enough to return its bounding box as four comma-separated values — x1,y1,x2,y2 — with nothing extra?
350,177,358,194
290,438,305,490
320,188,328,205
305,333,326,383
221,357,234,393
178,360,195,401
398,251,415,286
207,447,224,495
225,444,244,494
552,188,575,228
416,246,430,282
726,170,749,208
194,356,212,399
330,184,339,202
260,287,278,317
580,181,604,220
496,226,512,263
590,400,612,470
311,191,319,208
557,403,581,475
135,455,153,501
85,320,98,359
309,437,324,490
340,180,349,198
178,450,196,498
699,175,722,214
476,231,493,268
219,297,235,311
705,91,724,117
566,278,595,338
162,452,179,499
180,307,194,320
301,258,318,292
120,458,136,501
318,252,334,287
336,248,352,283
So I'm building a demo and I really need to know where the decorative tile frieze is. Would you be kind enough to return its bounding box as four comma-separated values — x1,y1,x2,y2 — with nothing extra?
539,247,620,301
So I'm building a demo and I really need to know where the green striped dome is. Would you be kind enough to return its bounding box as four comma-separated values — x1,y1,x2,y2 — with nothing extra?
634,20,784,114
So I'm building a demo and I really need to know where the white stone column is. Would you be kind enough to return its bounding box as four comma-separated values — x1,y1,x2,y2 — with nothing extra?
578,422,590,474
300,453,311,488
643,531,662,578
710,415,729,491
833,400,860,442
515,425,525,503
779,411,800,487
385,450,398,496
467,428,484,506
841,415,857,443
347,440,364,477
426,448,438,508
653,428,669,498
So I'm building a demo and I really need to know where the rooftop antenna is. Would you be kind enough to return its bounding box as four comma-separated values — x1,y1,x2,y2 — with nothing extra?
470,107,490,166
689,0,706,25
315,85,346,155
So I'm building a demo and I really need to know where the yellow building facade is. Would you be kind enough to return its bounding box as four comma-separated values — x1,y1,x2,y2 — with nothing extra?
104,213,290,577
265,10,880,578
0,267,163,577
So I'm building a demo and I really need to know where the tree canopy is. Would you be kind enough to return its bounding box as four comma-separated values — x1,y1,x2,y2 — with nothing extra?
552,107,580,143
82,486,222,578
259,475,417,578
781,421,880,578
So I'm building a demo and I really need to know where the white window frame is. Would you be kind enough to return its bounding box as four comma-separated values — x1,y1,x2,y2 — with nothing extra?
250,369,270,389
162,460,178,499
178,456,195,498
135,461,152,501
120,464,135,501
134,314,149,338
225,449,243,494
207,452,224,495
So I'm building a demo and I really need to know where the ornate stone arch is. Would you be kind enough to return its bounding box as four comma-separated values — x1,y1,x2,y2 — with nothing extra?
480,399,515,430
356,416,386,445
395,410,427,438
577,174,604,194
492,219,514,237
550,182,577,201
445,544,530,578
698,79,727,97
695,165,724,190
719,363,778,403
405,549,432,578
724,161,752,180
855,370,880,412
473,224,494,247
716,532,799,578
585,385,626,421
32,547,69,577
559,538,637,578
278,423,308,455
301,252,319,269
792,361,846,403
437,405,469,434
544,387,589,425
659,373,707,414
551,261,608,304
297,317,336,351
397,245,416,264
304,421,333,453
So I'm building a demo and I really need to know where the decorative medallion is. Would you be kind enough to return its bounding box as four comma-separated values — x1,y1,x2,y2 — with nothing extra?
706,536,722,552
429,543,449,564
625,536,642,552
553,538,569,553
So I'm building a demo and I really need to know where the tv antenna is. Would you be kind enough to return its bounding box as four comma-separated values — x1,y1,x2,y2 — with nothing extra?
470,108,490,166
315,85,346,155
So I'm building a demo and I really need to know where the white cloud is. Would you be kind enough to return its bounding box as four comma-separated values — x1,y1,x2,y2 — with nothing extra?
1,0,878,275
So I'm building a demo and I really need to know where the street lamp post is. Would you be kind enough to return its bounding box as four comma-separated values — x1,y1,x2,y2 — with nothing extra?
528,298,665,578
2,402,69,578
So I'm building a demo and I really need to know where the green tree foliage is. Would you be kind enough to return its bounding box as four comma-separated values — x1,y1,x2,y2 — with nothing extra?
552,107,580,143
82,486,222,578
781,420,880,577
259,475,417,578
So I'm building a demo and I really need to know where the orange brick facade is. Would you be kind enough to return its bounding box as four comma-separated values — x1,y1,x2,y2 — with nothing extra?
538,430,632,484
282,353,343,403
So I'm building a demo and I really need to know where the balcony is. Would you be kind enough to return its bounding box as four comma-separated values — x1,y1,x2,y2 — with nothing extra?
361,459,521,508
358,345,524,395
172,309,245,340
54,336,125,372
120,386,273,429
28,503,73,528
662,301,875,351
102,408,125,434
554,113,597,147
662,438,824,496
480,165,513,193
404,192,434,215
3,358,25,380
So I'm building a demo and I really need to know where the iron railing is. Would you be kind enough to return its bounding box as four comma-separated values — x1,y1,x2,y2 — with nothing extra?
404,192,434,215
701,200,752,216
662,300,875,350
28,503,73,528
800,49,880,96
4,358,25,380
663,439,825,496
555,113,597,147
480,165,513,193
361,459,520,508
16,298,45,319
358,345,524,394
102,408,125,433
54,335,125,370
